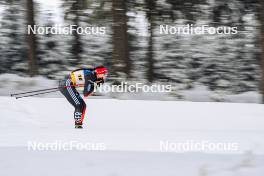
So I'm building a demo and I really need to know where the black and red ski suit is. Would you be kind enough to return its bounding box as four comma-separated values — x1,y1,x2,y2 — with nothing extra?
59,68,96,125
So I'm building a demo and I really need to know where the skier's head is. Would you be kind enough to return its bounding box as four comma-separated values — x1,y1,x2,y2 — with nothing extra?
95,66,108,83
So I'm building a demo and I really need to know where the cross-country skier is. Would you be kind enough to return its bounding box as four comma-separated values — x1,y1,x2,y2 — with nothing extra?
59,66,108,129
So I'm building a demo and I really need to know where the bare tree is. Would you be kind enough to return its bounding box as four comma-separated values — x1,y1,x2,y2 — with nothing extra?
112,0,130,77
26,0,38,76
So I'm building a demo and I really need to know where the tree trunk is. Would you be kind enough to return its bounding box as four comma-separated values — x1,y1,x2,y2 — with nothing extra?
112,0,130,77
146,0,155,82
260,0,264,103
71,0,82,65
26,0,38,76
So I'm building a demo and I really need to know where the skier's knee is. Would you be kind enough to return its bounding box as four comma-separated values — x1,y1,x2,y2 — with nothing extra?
76,102,86,112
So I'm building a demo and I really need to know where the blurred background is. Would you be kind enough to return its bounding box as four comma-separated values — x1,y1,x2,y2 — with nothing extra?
0,0,264,103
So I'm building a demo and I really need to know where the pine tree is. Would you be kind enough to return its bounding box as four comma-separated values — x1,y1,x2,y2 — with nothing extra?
0,0,27,74
260,0,264,103
26,0,38,76
112,0,131,78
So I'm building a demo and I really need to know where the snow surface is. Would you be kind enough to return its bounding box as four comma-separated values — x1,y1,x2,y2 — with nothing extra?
0,96,264,175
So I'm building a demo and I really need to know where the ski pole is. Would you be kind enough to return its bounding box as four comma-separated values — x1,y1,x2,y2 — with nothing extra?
12,84,85,99
11,84,85,97
11,87,58,97
15,89,60,99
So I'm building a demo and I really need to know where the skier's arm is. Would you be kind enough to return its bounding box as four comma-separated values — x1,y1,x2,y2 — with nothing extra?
83,84,94,97
83,74,95,97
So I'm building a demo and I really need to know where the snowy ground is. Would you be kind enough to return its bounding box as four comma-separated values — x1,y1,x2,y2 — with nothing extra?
0,96,264,175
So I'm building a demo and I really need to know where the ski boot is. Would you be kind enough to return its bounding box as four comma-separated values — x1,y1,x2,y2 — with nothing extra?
75,121,83,129
75,125,82,129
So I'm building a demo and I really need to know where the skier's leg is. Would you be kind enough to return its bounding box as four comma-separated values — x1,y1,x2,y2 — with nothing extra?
59,79,86,126
74,98,86,125
59,79,76,107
